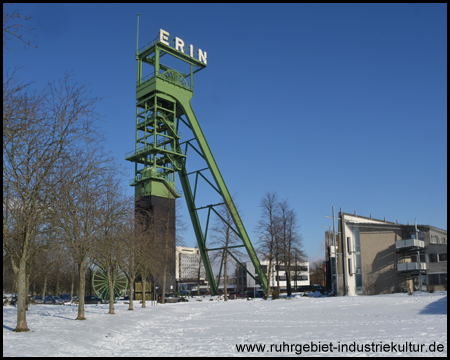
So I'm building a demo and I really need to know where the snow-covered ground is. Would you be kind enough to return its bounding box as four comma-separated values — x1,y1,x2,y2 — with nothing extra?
3,292,447,357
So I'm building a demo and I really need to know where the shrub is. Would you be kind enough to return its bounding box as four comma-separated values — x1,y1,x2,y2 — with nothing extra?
3,295,17,306
272,291,280,300
427,284,435,293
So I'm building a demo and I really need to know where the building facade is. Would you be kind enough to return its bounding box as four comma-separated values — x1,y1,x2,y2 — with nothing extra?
175,246,207,291
236,260,309,292
325,212,447,296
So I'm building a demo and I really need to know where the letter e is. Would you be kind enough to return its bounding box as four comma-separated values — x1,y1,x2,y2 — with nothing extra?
160,29,169,46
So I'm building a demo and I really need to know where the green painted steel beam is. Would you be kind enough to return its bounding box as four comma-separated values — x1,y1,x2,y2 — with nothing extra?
206,245,245,252
178,164,218,295
177,99,268,293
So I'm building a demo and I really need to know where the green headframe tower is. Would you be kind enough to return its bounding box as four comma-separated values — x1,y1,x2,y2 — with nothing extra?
126,19,268,295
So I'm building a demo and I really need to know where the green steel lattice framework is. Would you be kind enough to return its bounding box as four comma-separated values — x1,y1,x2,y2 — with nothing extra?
125,26,268,295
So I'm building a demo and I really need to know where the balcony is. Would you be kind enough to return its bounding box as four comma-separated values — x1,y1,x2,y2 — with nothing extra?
397,262,426,274
395,239,425,252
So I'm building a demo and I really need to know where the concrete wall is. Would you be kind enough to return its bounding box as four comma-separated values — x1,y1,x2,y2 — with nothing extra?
359,227,403,295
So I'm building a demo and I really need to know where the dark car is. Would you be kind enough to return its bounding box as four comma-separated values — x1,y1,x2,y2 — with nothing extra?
59,294,71,304
43,295,64,305
158,293,189,303
84,295,107,305
295,285,316,292
33,295,44,304
227,291,247,300
246,290,265,298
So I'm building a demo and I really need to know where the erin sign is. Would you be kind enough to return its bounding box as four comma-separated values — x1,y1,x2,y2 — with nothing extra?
159,29,207,65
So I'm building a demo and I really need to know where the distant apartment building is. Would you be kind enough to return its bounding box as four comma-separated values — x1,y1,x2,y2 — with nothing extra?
235,260,309,292
325,211,447,296
175,246,207,291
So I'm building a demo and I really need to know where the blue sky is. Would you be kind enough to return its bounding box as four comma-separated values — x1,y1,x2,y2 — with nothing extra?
4,3,447,263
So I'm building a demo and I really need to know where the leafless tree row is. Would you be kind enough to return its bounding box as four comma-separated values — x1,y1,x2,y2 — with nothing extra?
3,71,182,331
256,192,305,296
3,5,183,332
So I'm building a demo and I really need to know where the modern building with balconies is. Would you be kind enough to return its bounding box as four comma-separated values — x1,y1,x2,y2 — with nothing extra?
325,211,447,296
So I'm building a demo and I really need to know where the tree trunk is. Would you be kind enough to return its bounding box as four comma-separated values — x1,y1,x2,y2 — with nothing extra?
14,258,29,332
267,259,273,296
223,252,228,301
142,277,147,308
25,268,30,311
108,266,115,314
128,278,134,310
43,275,47,298
286,270,292,296
197,261,201,300
56,276,60,298
70,270,75,304
76,264,87,320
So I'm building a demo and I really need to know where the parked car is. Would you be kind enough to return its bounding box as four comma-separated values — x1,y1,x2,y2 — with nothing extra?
295,285,316,292
84,295,107,305
43,296,64,305
59,294,71,304
158,293,189,303
227,291,247,300
246,290,264,298
33,295,44,304
71,296,79,303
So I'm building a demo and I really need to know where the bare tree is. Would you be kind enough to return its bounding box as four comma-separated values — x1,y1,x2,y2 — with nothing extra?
52,151,112,320
309,259,325,287
195,248,204,299
277,199,303,296
3,72,100,331
134,202,158,308
155,197,183,304
210,199,244,301
119,205,144,311
93,177,130,314
256,192,280,296
3,3,37,50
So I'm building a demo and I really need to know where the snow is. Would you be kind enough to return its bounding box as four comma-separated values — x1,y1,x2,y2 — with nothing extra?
3,292,447,357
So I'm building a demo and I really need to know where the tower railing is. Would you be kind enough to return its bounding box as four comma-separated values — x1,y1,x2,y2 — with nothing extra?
138,70,191,91
125,141,186,160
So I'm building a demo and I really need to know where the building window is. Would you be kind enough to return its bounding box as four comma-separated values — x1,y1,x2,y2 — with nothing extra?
428,273,447,286
428,254,438,263
410,232,424,240
430,235,438,244
295,266,308,272
438,253,447,262
348,259,354,275
411,254,426,263
347,237,354,253
351,226,362,295
292,275,308,281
